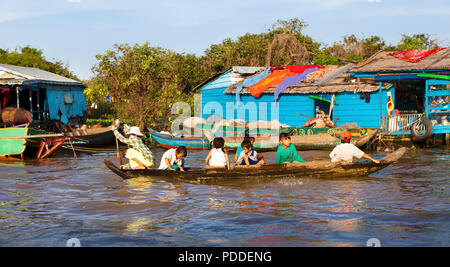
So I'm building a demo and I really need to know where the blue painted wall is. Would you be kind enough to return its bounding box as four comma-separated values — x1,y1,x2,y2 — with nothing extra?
45,84,86,121
333,90,383,128
200,72,390,128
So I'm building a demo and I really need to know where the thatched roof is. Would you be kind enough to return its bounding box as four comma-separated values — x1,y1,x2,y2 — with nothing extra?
225,64,380,95
350,48,450,73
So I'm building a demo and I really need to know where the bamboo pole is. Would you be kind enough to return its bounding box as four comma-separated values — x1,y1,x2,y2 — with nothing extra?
0,133,64,140
329,94,335,117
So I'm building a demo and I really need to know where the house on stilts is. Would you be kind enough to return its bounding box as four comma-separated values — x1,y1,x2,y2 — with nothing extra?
0,63,87,126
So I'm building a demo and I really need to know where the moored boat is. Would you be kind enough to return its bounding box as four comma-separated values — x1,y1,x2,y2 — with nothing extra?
104,147,407,184
0,126,67,159
64,126,115,147
149,129,210,150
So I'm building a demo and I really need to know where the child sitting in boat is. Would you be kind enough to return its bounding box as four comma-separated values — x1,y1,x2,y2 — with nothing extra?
275,133,306,164
158,146,187,171
205,137,231,169
330,131,380,163
236,139,265,166
112,121,154,170
234,136,251,163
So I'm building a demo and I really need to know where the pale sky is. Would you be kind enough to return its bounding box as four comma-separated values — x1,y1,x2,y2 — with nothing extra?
1,0,449,80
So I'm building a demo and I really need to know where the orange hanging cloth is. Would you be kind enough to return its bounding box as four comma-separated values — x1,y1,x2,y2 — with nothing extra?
249,69,295,97
249,65,322,98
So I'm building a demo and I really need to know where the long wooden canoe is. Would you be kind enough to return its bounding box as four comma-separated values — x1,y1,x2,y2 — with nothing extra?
104,147,407,184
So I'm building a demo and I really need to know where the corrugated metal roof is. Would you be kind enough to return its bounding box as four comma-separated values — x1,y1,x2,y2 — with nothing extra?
192,66,265,92
0,64,86,87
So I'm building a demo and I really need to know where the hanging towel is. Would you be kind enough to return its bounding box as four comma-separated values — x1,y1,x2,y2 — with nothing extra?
236,68,270,104
250,69,296,98
274,67,318,102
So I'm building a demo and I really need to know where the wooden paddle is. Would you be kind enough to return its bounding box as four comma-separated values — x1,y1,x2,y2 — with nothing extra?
113,119,123,167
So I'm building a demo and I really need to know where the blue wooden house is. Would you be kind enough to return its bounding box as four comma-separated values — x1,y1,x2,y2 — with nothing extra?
195,65,386,129
349,48,450,137
0,64,87,124
195,49,449,143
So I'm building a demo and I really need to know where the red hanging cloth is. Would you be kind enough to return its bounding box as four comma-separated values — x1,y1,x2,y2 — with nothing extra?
1,88,11,108
387,48,445,63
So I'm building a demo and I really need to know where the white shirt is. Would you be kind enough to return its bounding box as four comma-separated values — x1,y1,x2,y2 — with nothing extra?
158,149,182,169
330,143,365,163
208,148,227,167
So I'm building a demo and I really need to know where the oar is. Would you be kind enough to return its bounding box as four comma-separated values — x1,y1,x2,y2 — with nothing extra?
114,119,123,166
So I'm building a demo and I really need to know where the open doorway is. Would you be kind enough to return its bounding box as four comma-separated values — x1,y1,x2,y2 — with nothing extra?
394,80,425,114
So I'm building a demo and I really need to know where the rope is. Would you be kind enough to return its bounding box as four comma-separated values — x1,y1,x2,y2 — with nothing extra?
60,145,118,153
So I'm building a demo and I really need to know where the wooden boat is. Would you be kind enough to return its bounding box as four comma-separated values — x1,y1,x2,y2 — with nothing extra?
104,147,407,184
149,129,210,150
64,126,115,147
0,126,67,159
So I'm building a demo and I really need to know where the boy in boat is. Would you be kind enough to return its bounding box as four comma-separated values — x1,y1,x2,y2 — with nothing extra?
112,122,154,170
158,146,187,171
275,133,306,164
330,131,380,164
236,139,265,166
205,137,231,169
234,136,251,163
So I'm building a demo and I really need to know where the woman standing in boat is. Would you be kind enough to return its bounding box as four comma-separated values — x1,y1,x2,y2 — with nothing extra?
111,120,154,170
275,133,306,164
330,131,379,164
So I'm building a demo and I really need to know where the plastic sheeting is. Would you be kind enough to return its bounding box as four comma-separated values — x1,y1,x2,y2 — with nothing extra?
236,68,270,104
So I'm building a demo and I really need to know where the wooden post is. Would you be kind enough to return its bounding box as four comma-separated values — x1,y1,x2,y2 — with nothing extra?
329,94,335,117
446,133,450,146
29,89,33,119
16,86,20,108
37,90,41,121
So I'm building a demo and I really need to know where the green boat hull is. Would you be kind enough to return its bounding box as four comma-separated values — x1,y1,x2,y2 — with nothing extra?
0,127,28,156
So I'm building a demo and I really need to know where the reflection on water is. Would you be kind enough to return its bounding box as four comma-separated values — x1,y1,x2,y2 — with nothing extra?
0,146,448,246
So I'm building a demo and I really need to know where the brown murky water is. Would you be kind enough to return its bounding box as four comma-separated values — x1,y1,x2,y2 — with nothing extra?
0,146,448,246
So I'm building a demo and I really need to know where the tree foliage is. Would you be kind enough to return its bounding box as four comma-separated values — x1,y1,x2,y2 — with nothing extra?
92,43,200,128
396,34,440,51
0,46,78,80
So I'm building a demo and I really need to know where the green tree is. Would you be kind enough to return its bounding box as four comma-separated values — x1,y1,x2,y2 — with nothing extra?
0,46,78,80
92,42,194,129
396,34,440,51
323,34,386,63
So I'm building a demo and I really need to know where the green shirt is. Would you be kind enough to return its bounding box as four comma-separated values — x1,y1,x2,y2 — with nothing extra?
113,129,154,164
275,144,306,164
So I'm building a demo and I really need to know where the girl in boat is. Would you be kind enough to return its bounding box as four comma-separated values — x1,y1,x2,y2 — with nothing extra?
112,121,154,170
275,133,306,164
330,131,380,164
158,146,187,171
205,137,231,169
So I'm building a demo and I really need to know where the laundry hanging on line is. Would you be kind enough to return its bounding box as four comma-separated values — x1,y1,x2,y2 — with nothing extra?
274,67,318,102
